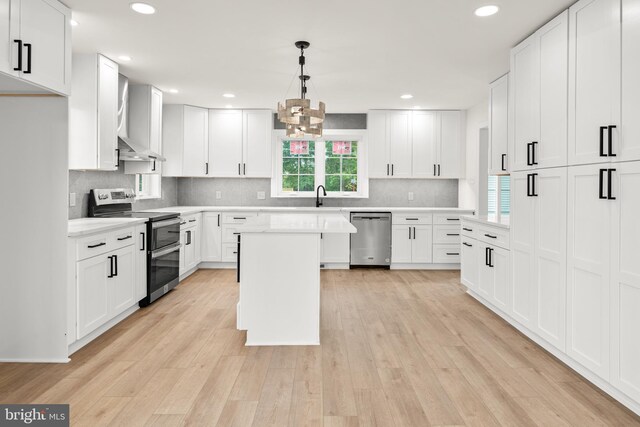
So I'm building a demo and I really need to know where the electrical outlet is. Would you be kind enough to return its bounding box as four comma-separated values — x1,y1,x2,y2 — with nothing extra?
257,191,266,200
408,192,414,201
216,191,222,200
69,192,76,207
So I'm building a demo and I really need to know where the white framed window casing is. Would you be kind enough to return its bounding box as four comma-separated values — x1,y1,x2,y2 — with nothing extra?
135,173,162,200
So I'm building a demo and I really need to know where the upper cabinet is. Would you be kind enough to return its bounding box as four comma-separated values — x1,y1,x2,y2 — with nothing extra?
368,110,465,179
124,85,163,175
510,11,568,171
69,54,119,171
209,109,272,178
162,105,209,177
620,0,640,162
0,0,71,95
489,74,509,175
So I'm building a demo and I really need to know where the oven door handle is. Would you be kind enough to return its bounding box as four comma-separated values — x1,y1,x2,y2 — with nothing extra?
152,217,182,229
151,242,181,259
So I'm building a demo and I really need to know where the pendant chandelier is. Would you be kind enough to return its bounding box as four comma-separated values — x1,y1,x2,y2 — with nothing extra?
277,41,326,137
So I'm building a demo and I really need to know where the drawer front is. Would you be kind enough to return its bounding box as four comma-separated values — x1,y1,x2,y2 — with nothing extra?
478,225,510,250
181,213,201,230
433,213,462,225
433,244,461,264
221,212,258,225
222,225,244,243
433,225,461,244
222,242,239,262
76,233,111,261
461,220,477,238
110,228,136,251
392,213,433,225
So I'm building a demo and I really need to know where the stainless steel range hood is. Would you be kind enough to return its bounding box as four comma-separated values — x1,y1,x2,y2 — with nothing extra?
117,74,165,162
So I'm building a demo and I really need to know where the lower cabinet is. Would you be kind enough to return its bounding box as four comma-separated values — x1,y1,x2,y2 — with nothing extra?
134,224,147,301
201,212,222,262
179,213,202,277
320,233,350,264
391,225,433,263
460,239,478,290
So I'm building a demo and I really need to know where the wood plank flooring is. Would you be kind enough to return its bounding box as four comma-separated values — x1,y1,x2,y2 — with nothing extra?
1,269,638,426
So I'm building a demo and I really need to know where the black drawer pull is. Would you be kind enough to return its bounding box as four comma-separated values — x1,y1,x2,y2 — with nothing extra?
117,235,132,241
446,233,460,236
446,218,460,221
484,234,497,239
406,218,419,221
233,232,241,235
463,227,473,232
87,242,106,249
233,217,246,220
180,221,187,225
446,252,460,256
463,242,473,247
232,251,238,254
189,219,196,222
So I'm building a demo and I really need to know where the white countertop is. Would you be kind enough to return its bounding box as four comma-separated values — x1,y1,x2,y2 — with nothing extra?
461,214,510,229
68,217,147,237
239,213,357,234
143,206,474,215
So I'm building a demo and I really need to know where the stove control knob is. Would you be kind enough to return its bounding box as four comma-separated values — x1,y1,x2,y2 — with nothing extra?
98,193,108,200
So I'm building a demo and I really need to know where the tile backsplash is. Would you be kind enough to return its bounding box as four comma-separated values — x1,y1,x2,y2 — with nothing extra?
177,178,458,208
68,167,178,219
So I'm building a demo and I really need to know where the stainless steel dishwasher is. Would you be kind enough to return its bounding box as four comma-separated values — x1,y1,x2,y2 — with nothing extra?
350,212,392,268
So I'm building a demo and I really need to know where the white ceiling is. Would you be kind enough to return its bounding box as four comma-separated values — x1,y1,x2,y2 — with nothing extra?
66,0,574,112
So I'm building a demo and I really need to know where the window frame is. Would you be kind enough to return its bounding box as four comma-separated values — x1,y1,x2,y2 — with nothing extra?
271,129,369,198
487,175,510,220
135,173,162,200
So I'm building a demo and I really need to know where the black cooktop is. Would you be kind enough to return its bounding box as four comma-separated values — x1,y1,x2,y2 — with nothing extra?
96,210,179,222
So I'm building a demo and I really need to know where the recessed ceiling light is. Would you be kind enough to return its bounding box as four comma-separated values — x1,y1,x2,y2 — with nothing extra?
70,19,79,27
168,89,179,94
118,55,132,62
400,94,413,99
223,93,235,98
475,5,500,17
130,2,156,14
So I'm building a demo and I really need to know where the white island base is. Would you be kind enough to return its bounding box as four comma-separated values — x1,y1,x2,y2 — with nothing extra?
236,214,356,346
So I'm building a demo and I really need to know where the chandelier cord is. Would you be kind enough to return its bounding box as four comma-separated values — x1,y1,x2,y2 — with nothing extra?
299,46,306,100
281,66,299,104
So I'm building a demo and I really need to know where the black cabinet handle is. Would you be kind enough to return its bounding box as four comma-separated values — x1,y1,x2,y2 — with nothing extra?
243,163,246,175
180,221,186,225
406,218,419,221
186,230,192,245
599,169,607,199
88,242,106,249
233,217,246,220
13,40,22,71
463,242,473,247
527,143,532,166
446,218,460,221
114,255,118,276
205,162,209,175
391,164,394,176
217,214,220,227
446,233,460,236
607,169,616,200
446,253,460,256
501,154,507,171
232,232,241,235
463,227,473,232
189,219,196,223
438,164,441,176
434,164,437,176
409,227,412,240
489,248,494,268
115,148,120,167
485,247,490,266
152,160,156,171
23,43,31,74
484,234,497,239
238,163,241,175
413,227,416,240
532,142,538,165
527,174,532,197
608,125,617,157
387,164,390,176
117,235,132,241
140,233,145,251
531,173,538,197
108,256,114,278
600,126,608,157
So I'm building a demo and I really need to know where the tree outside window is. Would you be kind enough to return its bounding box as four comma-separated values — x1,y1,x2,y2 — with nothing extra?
325,141,358,192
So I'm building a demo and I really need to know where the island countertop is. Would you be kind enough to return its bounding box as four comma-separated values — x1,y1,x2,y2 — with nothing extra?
239,213,357,234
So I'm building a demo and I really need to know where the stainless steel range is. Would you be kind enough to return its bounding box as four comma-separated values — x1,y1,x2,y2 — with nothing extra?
89,188,180,306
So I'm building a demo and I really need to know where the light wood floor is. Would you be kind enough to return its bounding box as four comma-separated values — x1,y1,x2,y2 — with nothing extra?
1,269,639,426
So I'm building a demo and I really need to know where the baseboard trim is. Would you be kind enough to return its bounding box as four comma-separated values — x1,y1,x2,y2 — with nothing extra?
0,358,70,363
466,289,640,417
67,304,139,356
198,262,237,270
391,263,460,270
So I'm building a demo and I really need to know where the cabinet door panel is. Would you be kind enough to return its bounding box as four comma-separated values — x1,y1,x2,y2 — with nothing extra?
77,255,110,338
510,171,535,326
391,225,412,263
510,35,539,172
18,0,70,94
243,110,272,177
97,55,118,171
438,111,464,178
367,111,388,178
567,163,611,379
492,246,510,312
538,11,569,168
535,168,567,350
568,0,621,166
412,111,437,178
182,106,208,177
461,239,478,290
209,110,243,177
0,0,17,75
610,161,640,400
477,245,494,300
110,246,135,317
321,233,350,264
388,111,412,178
202,213,222,262
150,87,163,155
412,225,433,263
135,225,147,301
620,0,640,162
489,75,509,174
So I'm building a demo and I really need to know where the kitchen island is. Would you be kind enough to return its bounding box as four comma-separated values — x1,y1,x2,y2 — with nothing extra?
237,213,356,346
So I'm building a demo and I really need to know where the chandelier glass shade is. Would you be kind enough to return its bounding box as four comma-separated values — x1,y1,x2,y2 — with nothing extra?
277,41,325,137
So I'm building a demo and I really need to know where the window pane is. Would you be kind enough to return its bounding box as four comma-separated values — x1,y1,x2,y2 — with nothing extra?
326,175,340,192
282,158,299,175
500,176,511,215
282,175,298,192
299,175,315,192
299,158,315,174
342,175,357,192
282,140,315,193
342,158,357,174
325,158,341,174
488,176,498,215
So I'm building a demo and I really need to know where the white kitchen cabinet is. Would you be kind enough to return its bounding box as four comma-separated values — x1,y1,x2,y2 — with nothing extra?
124,85,163,175
411,111,437,178
391,225,412,263
489,74,509,175
567,163,612,379
391,224,432,264
162,105,209,177
179,213,202,276
77,254,111,339
69,54,119,171
201,212,222,262
109,245,136,318
321,233,350,264
388,111,413,178
134,224,147,301
510,11,568,171
438,111,465,178
0,0,71,95
477,242,510,312
568,0,620,166
460,238,478,290
368,111,389,178
620,0,640,163
208,109,272,178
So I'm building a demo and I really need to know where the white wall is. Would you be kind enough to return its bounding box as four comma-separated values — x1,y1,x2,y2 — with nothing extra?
458,98,489,211
0,97,69,362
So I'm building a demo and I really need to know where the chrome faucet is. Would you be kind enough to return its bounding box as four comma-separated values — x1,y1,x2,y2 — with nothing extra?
316,185,327,208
